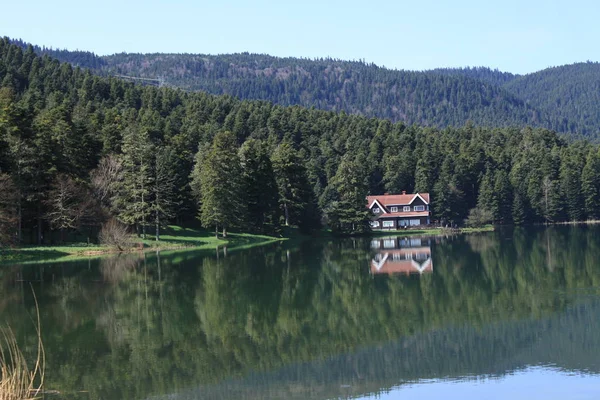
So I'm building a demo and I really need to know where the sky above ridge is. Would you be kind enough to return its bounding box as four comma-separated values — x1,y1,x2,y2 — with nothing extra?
2,0,598,74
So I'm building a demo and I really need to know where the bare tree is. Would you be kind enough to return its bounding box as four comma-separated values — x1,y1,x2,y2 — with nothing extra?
98,218,130,251
90,155,122,209
45,174,91,242
0,173,18,246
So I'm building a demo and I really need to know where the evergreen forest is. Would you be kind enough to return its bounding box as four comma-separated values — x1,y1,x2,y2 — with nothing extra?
11,38,600,139
3,38,600,244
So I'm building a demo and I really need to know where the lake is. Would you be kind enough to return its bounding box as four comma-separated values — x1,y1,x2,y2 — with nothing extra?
2,226,600,399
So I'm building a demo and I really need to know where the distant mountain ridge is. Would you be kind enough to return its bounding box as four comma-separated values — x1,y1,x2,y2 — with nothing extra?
9,38,600,138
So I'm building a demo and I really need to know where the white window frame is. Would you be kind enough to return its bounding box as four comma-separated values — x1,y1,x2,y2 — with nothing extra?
373,207,380,214
403,206,410,212
382,220,395,228
414,205,425,212
384,239,396,248
390,206,398,212
370,221,380,228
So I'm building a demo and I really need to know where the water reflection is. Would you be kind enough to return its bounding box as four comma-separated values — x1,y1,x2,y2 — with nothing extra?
370,237,433,275
2,227,600,399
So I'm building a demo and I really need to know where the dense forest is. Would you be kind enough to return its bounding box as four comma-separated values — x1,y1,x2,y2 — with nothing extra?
2,38,600,244
11,38,600,138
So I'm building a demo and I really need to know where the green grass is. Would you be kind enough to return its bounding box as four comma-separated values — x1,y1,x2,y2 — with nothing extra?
369,225,494,237
0,226,285,265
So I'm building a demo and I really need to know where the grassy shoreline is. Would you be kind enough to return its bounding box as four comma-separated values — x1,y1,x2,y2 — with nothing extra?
0,225,495,264
0,226,285,264
367,225,495,237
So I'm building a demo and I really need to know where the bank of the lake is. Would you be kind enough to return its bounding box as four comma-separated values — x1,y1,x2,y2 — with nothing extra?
0,226,284,264
0,225,496,264
368,225,495,237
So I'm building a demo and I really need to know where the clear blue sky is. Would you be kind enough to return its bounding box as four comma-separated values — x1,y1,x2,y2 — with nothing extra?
2,0,598,74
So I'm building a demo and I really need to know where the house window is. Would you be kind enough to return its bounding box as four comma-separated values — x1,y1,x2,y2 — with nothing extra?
410,219,421,226
370,221,380,228
403,206,410,212
390,206,398,212
384,239,396,248
373,207,380,214
382,220,395,228
414,205,425,211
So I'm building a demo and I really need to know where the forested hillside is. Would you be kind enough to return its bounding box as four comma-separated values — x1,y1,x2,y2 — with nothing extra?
504,62,600,136
100,53,548,129
11,38,600,137
2,39,600,245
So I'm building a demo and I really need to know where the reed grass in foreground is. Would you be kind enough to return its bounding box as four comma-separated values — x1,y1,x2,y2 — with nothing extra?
0,292,44,400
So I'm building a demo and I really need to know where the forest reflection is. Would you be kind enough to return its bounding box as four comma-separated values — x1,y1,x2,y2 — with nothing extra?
2,226,600,399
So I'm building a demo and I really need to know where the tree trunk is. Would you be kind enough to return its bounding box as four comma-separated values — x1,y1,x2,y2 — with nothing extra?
141,190,146,239
17,198,22,243
37,203,43,245
284,202,289,226
215,225,218,239
222,226,227,238
155,209,160,241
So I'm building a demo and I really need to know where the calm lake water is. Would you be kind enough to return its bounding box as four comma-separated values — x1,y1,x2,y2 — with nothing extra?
3,226,600,399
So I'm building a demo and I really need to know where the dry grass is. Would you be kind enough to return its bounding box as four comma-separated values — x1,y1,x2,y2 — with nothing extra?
0,291,45,400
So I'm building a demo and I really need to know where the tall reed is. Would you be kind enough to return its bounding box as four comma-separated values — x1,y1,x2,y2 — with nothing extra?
0,291,45,400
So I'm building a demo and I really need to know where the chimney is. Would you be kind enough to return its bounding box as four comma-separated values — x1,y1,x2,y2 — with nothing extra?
402,191,406,195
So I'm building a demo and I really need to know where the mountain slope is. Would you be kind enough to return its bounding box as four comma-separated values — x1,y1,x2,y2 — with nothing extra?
9,38,600,137
504,62,600,136
100,52,548,129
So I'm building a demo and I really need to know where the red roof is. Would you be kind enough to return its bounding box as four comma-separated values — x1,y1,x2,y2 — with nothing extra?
371,248,433,275
367,193,430,209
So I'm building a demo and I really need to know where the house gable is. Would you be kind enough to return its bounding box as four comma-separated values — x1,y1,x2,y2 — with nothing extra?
368,199,387,214
409,193,429,205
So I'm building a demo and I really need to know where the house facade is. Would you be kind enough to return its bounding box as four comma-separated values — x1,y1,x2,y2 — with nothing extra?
366,192,431,230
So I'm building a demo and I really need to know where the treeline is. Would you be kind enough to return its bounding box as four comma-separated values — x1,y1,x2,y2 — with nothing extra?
12,39,600,138
19,37,600,139
2,39,600,244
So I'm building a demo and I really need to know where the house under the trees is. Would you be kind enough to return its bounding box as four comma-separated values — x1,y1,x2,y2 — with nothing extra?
366,192,431,229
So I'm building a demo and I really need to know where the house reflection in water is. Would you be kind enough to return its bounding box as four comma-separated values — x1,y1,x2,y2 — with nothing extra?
370,237,433,275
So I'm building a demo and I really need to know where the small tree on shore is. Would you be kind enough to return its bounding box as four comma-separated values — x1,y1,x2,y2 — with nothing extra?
99,218,130,251
465,207,493,228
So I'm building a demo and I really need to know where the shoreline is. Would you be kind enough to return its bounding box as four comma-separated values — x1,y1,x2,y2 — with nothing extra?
0,227,286,264
0,225,496,265
367,225,495,237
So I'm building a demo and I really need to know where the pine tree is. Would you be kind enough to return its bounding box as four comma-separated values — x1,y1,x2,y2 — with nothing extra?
512,193,527,225
582,150,600,219
115,125,154,238
433,157,465,225
477,169,497,221
271,142,320,233
493,170,513,224
239,139,280,235
560,151,583,221
198,131,244,237
327,154,371,234
152,146,178,241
